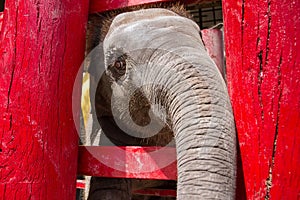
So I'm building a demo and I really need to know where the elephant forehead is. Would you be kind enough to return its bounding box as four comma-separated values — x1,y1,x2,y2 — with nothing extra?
108,8,178,32
103,9,201,53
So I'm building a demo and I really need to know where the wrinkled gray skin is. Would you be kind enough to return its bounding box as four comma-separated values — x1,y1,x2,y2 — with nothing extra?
89,8,236,200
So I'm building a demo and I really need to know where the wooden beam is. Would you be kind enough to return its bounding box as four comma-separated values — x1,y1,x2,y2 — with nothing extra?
77,146,177,180
223,0,300,199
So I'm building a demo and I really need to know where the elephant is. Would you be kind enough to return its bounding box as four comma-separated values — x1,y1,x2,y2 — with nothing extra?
85,4,237,200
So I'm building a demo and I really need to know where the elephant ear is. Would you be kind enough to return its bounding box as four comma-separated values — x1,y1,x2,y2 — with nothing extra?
83,43,106,146
87,44,105,82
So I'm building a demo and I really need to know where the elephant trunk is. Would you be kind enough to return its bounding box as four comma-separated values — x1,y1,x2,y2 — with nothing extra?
171,70,236,199
143,46,236,199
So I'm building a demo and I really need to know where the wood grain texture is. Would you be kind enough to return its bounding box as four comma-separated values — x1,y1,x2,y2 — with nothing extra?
0,0,89,199
223,0,300,199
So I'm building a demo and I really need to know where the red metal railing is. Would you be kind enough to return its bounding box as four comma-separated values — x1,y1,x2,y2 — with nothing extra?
77,146,177,180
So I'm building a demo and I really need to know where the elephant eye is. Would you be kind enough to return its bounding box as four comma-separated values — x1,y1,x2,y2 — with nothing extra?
108,55,127,80
114,59,126,71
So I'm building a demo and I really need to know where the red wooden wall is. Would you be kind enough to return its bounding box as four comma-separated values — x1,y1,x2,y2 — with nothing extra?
223,0,300,199
0,0,89,199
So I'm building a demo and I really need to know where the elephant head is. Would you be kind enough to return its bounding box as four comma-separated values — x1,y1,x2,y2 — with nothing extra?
92,8,236,199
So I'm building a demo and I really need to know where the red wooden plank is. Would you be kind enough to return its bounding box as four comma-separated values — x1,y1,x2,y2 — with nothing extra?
89,0,213,13
77,146,177,180
0,0,89,199
133,189,176,197
223,0,300,199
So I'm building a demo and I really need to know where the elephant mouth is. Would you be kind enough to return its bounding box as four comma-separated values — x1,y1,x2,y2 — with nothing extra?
127,87,175,146
96,67,175,147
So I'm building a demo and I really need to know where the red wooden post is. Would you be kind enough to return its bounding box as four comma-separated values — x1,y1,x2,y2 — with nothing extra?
0,0,89,199
223,0,300,199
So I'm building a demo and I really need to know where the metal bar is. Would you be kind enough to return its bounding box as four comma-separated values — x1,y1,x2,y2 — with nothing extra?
198,8,203,29
76,179,177,197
